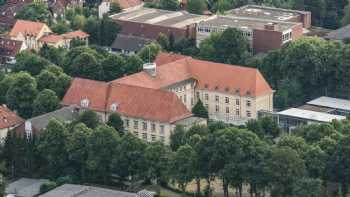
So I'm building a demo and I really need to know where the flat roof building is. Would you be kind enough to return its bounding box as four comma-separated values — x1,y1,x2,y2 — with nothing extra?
306,96,350,116
196,15,303,54
110,7,210,40
227,5,311,28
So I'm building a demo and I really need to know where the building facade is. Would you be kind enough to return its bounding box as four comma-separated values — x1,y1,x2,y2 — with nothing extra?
115,52,274,125
196,15,304,54
0,37,27,72
0,105,24,142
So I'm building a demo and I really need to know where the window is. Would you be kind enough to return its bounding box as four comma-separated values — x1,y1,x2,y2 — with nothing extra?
133,120,138,129
236,109,240,116
151,123,156,133
142,122,147,131
125,119,129,127
236,99,240,105
142,133,147,141
215,105,219,112
226,107,229,113
110,102,118,111
215,95,219,102
151,135,156,142
184,95,187,103
246,100,251,107
225,97,229,104
247,110,251,117
160,125,165,135
205,93,209,100
160,136,165,143
196,92,200,99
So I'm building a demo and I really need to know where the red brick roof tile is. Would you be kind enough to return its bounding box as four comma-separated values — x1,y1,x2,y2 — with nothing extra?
116,53,273,97
109,0,142,9
9,19,47,38
0,37,24,57
0,105,24,129
39,34,64,43
61,30,90,39
61,78,192,123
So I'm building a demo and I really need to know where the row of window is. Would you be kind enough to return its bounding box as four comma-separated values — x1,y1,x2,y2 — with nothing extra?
198,27,252,38
282,31,292,42
124,119,165,135
201,93,251,107
133,131,165,143
207,104,252,117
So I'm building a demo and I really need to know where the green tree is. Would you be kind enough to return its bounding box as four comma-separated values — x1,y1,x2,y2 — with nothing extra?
187,0,207,14
71,15,86,30
86,125,119,183
39,181,58,194
138,42,161,62
291,178,322,197
101,54,126,80
51,21,71,34
109,2,122,14
125,55,143,75
267,147,306,197
16,2,51,23
145,142,172,184
157,33,170,51
199,28,250,65
14,52,52,76
6,72,37,118
107,113,124,134
36,70,58,91
37,119,69,177
100,16,121,46
170,125,187,151
66,123,92,181
158,0,179,10
114,133,147,185
71,52,103,80
192,99,209,119
0,73,18,104
39,45,67,67
33,89,59,116
171,144,195,195
78,110,99,129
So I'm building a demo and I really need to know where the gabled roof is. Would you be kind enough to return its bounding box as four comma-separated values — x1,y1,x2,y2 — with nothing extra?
115,52,273,97
9,19,48,38
61,78,192,123
61,30,90,39
0,105,24,129
111,34,152,52
0,37,24,57
325,24,350,40
39,34,64,43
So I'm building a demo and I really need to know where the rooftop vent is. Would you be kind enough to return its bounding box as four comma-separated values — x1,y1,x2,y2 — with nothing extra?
143,62,157,77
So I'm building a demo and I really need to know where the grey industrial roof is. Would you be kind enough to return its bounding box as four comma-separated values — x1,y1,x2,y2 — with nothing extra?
110,7,209,28
307,96,350,111
278,108,346,123
5,178,48,197
324,24,350,40
227,5,308,21
38,184,137,197
28,106,77,131
111,34,152,52
198,15,297,31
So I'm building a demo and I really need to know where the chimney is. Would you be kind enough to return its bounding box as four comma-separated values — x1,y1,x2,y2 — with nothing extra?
143,63,157,77
265,22,279,31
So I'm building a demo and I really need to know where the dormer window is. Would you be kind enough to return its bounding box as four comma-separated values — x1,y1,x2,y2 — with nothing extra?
110,102,118,112
204,83,209,89
235,89,240,94
215,86,219,90
80,98,90,108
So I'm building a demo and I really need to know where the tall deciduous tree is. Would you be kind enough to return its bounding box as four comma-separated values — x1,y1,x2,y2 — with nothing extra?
101,54,126,80
86,125,119,183
33,89,59,116
187,0,207,14
192,99,209,119
107,113,124,134
71,52,103,80
158,0,179,10
6,72,37,118
16,2,51,23
14,52,52,76
170,125,187,151
78,110,100,129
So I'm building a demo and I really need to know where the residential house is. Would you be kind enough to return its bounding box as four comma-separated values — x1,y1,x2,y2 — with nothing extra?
98,0,143,19
61,78,206,144
39,34,65,48
9,19,52,50
111,34,152,55
114,52,274,125
48,0,85,19
0,105,24,142
39,184,136,197
61,30,89,47
0,37,27,71
0,0,33,18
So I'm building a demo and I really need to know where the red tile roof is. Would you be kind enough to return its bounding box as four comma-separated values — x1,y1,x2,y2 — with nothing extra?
0,37,24,57
61,30,90,39
154,52,189,66
116,52,273,97
61,78,192,123
9,19,48,38
0,105,24,129
109,0,142,9
39,34,64,43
